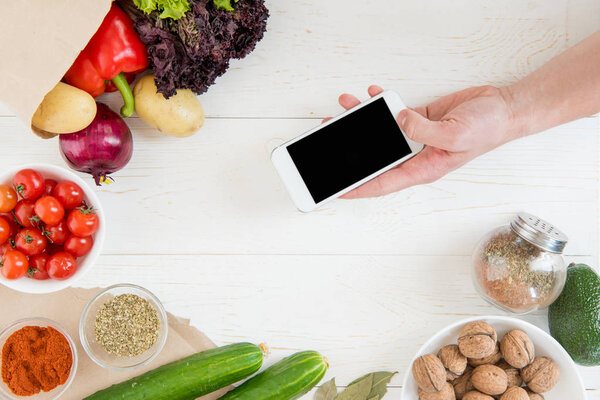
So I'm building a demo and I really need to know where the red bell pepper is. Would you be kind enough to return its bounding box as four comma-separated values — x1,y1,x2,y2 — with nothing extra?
64,4,148,117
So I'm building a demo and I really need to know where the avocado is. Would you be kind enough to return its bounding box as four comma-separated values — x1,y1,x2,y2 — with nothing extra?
548,263,600,366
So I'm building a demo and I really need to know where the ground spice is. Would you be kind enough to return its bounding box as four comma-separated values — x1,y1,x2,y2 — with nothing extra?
476,230,555,310
94,293,160,357
1,326,72,396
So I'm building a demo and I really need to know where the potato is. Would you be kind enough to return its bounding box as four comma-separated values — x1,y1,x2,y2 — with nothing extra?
134,75,204,137
31,82,96,136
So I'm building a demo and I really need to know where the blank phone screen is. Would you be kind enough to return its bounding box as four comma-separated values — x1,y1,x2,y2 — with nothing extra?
287,98,412,203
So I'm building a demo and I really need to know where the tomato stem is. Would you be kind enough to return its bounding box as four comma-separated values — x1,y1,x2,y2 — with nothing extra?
76,201,96,215
40,227,53,243
11,210,23,228
20,232,33,244
14,184,24,197
29,215,41,227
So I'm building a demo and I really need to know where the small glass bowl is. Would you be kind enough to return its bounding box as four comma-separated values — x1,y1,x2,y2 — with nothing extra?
79,283,168,370
0,318,78,400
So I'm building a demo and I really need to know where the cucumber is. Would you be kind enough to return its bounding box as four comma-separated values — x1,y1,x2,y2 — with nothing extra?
84,342,264,400
219,350,328,400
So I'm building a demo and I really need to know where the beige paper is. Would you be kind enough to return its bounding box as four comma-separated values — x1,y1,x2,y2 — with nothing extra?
0,1,112,136
0,287,229,399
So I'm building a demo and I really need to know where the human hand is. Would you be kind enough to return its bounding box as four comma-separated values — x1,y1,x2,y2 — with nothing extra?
329,85,521,198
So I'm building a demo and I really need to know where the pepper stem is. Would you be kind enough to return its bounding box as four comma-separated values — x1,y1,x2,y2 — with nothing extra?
111,72,135,118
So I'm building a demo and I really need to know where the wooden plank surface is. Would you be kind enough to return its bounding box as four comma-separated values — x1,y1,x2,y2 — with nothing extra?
81,254,600,397
0,0,599,398
1,116,597,258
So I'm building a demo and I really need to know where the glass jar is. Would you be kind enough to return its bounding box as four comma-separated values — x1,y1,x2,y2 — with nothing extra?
472,213,568,314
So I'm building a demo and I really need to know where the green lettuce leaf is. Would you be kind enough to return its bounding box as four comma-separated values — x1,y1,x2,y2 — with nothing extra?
133,0,158,14
133,0,191,20
213,0,239,12
158,0,191,19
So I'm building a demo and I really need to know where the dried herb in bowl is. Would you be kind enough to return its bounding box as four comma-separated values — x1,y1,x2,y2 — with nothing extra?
95,293,160,357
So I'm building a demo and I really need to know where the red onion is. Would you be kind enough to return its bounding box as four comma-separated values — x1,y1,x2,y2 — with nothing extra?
59,103,133,186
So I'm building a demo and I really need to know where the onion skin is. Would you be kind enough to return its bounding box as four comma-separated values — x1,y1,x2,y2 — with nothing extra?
59,103,133,185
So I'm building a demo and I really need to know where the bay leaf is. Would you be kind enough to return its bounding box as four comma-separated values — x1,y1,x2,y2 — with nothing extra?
367,396,380,400
336,374,373,400
314,378,338,400
367,371,397,398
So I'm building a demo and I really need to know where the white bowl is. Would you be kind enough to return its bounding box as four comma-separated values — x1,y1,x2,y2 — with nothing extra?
0,163,105,293
0,317,78,399
402,316,586,400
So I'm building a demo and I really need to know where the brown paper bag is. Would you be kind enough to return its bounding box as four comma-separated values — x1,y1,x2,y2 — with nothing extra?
0,287,230,399
0,1,112,138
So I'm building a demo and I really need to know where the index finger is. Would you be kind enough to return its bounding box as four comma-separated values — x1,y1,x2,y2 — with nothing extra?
341,148,442,198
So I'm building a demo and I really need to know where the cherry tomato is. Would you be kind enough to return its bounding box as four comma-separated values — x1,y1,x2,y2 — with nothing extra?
46,243,64,255
0,185,18,213
67,205,99,237
0,250,28,279
28,254,50,280
43,179,58,196
47,252,77,280
0,213,20,237
53,181,84,209
34,196,65,226
14,200,38,228
64,234,93,257
0,217,10,245
13,169,45,200
0,241,16,257
44,220,69,245
15,228,47,256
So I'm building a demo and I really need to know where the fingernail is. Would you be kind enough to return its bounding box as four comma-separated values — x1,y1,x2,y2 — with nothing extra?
398,111,407,126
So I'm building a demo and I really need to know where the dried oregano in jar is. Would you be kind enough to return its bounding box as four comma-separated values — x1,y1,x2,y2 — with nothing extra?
472,213,568,314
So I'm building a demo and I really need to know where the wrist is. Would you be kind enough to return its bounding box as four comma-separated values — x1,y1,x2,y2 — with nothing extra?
498,84,536,140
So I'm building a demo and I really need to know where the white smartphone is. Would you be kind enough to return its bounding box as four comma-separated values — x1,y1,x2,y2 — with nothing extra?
272,90,424,212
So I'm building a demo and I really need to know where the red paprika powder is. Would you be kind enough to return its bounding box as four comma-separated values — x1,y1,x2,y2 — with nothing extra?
1,326,73,396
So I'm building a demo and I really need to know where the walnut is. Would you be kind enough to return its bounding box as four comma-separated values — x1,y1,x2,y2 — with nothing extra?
413,354,447,393
470,364,508,395
525,388,545,400
452,365,474,399
469,343,501,367
495,360,523,387
499,387,529,400
500,330,535,368
458,321,497,359
521,357,560,393
462,391,494,400
438,345,467,381
418,382,456,400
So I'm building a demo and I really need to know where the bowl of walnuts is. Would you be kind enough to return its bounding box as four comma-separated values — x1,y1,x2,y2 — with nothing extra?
401,316,585,400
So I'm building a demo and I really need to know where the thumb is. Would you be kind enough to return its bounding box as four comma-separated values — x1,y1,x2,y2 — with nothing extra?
398,108,460,151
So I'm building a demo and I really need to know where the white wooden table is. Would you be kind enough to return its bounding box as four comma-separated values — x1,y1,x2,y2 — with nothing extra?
1,1,599,398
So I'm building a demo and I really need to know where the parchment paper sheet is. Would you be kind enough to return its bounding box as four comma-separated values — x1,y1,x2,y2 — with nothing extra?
0,287,229,399
0,1,112,134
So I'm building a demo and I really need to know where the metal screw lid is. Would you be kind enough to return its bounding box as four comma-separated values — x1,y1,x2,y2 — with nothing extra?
510,212,568,254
